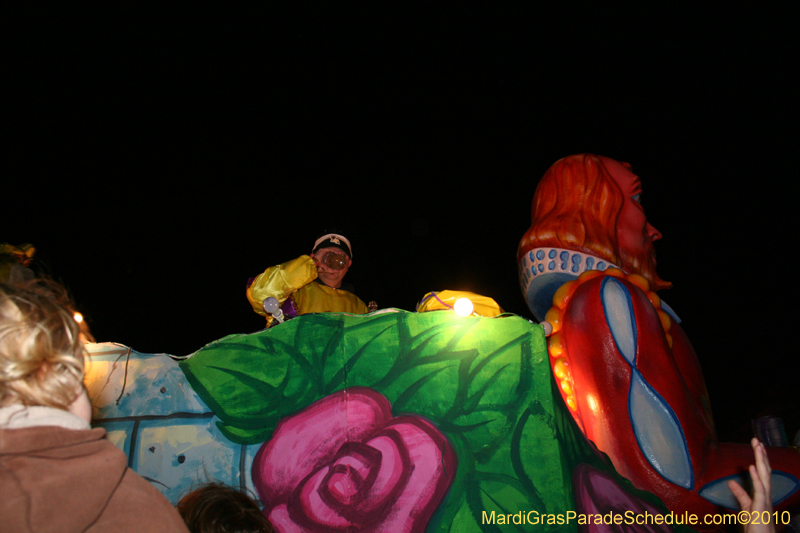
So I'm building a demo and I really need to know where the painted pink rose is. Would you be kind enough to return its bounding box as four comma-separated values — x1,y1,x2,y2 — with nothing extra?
253,387,457,533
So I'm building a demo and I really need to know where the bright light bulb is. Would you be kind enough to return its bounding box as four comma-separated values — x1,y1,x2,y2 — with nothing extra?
262,297,280,314
73,312,84,323
453,298,474,317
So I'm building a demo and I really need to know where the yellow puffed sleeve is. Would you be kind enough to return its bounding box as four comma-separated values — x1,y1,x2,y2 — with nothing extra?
246,255,318,316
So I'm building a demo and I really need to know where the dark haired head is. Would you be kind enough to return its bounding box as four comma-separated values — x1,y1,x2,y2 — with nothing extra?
177,483,273,533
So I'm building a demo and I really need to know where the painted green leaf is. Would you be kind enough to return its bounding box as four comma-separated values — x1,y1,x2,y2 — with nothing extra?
181,310,690,533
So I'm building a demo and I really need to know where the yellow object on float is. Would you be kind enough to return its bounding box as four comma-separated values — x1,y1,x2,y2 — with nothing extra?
415,290,504,317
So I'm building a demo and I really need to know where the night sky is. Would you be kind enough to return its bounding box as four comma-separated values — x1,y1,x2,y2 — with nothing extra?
7,6,797,443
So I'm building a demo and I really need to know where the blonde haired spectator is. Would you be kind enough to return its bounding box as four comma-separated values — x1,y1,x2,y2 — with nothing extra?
0,279,188,532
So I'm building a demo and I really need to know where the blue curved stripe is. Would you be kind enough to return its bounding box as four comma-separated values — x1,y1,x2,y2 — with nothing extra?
601,277,694,489
629,374,693,488
699,471,799,509
601,278,637,364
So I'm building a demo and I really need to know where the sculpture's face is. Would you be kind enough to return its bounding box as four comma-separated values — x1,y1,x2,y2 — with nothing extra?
601,157,663,278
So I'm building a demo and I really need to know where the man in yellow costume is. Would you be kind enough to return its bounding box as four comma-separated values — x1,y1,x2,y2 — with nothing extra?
246,233,368,325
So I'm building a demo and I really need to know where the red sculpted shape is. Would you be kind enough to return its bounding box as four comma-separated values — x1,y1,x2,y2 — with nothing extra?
520,155,800,525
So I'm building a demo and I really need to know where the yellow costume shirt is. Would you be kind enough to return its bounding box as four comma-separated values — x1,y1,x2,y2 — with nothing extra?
247,255,367,324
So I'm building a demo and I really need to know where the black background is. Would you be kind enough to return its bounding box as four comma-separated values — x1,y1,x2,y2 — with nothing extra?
6,5,797,443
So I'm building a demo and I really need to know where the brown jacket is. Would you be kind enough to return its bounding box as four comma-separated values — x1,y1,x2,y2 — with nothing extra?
0,424,189,533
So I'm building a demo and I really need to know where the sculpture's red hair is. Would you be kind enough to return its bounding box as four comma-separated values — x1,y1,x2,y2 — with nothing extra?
518,154,670,291
519,154,622,264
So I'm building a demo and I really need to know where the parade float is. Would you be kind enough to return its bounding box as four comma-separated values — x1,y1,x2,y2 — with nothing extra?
81,154,799,532
86,304,689,532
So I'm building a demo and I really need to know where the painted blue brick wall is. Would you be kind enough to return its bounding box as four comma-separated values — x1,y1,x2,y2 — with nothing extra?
85,342,259,504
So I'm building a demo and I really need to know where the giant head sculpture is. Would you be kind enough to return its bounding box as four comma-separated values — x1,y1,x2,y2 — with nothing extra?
518,154,800,524
518,154,669,320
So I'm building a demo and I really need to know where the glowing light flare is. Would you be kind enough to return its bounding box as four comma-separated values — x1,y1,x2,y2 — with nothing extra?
73,312,84,323
548,333,565,358
544,307,562,333
453,298,474,317
552,357,569,380
587,393,600,414
566,396,577,411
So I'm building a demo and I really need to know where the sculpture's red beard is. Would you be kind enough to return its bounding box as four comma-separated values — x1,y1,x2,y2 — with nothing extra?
619,245,671,292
